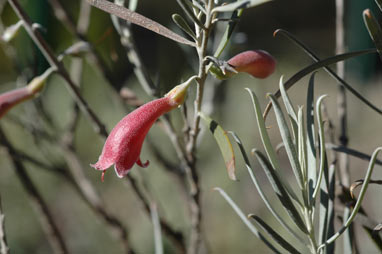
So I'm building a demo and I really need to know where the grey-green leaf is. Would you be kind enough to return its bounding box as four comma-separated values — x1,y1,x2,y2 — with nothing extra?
253,150,308,234
172,14,197,41
263,48,380,119
249,215,302,254
86,0,195,46
175,0,205,29
199,113,236,180
214,9,243,58
212,0,272,13
214,187,281,253
229,132,303,242
268,94,304,190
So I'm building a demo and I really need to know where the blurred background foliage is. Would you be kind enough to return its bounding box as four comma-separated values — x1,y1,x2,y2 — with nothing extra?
0,0,381,253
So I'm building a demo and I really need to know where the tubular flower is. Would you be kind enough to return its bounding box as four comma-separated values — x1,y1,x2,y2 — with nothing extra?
91,77,196,179
0,71,49,119
227,50,276,79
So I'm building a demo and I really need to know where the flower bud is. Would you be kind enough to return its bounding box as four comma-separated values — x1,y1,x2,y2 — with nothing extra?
227,50,276,79
91,77,196,179
0,69,51,119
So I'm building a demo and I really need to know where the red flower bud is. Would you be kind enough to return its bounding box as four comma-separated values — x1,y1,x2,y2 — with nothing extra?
227,50,276,79
91,77,196,179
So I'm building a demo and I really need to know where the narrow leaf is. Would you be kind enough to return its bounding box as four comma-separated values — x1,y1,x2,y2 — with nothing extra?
229,132,303,242
271,29,381,118
268,94,304,190
212,0,271,13
214,188,281,253
280,77,299,145
262,48,380,119
326,144,382,166
297,107,307,190
350,179,382,199
246,88,302,206
175,0,205,29
312,95,328,201
172,14,197,41
306,73,316,206
363,9,382,61
86,0,195,46
150,203,163,254
214,9,243,58
253,150,308,234
249,215,302,254
200,113,236,180
318,147,382,251
376,0,382,12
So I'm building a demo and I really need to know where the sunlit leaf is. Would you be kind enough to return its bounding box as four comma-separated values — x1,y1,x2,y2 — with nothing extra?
249,215,302,254
229,132,303,242
214,9,243,57
214,187,281,253
200,113,236,180
252,150,308,234
272,29,381,117
318,147,382,251
175,0,205,29
268,94,304,190
172,14,197,41
86,0,195,46
263,48,380,119
212,0,272,13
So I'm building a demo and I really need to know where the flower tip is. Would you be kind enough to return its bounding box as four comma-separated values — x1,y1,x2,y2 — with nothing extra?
165,76,197,106
136,158,149,168
101,170,106,182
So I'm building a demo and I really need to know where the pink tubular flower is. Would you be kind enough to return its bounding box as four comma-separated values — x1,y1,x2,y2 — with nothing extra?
227,50,276,79
91,76,196,180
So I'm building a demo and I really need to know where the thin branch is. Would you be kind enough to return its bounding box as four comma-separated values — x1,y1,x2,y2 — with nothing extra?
0,126,68,254
0,194,9,254
7,0,108,137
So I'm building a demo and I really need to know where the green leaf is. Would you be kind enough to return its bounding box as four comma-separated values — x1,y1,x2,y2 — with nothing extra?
249,215,302,254
263,48,380,119
318,147,382,251
229,132,303,242
376,0,382,12
246,88,302,206
86,0,195,46
312,95,327,201
306,73,316,206
214,187,281,253
268,94,304,190
214,9,243,58
212,0,272,13
172,14,197,41
270,29,381,117
175,0,205,29
363,9,382,61
253,150,308,234
326,144,382,166
297,107,307,191
199,113,236,180
280,77,298,145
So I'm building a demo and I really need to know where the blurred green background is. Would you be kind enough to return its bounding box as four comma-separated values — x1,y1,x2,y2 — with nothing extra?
0,0,381,253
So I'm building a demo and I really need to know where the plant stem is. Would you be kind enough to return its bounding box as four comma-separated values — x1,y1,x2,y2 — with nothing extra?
185,1,214,253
